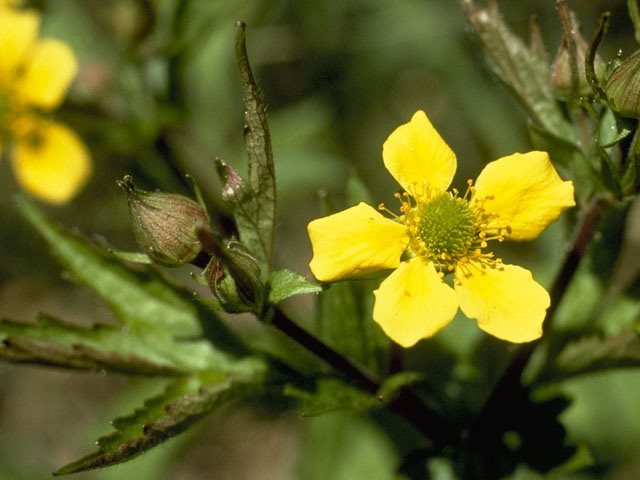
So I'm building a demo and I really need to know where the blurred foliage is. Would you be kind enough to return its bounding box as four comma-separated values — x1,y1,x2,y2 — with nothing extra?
1,0,640,479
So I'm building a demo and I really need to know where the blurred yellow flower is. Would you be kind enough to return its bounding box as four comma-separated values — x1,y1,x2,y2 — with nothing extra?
308,111,575,347
0,4,90,204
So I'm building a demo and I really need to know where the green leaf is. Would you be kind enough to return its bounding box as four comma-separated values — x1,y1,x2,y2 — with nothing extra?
0,314,185,375
464,389,575,477
284,373,422,417
599,108,633,148
16,194,200,337
268,269,322,305
299,412,399,480
317,280,390,374
553,369,640,462
527,123,581,172
284,378,378,416
108,250,153,264
463,1,574,139
14,194,253,372
553,331,640,378
214,21,276,273
377,371,424,402
54,373,263,475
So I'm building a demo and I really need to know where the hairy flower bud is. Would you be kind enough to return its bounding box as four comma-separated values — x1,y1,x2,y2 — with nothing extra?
551,26,605,99
605,50,640,119
118,175,209,267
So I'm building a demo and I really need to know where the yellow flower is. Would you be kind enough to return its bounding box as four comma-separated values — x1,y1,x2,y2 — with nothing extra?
308,111,575,347
0,4,90,204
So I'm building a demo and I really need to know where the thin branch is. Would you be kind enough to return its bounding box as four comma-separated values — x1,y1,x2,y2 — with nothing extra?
193,245,459,445
471,195,611,433
270,308,459,446
271,308,380,392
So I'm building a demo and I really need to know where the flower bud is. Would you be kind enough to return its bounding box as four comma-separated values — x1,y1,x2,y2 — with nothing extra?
605,50,640,119
118,175,209,267
199,230,264,313
551,27,605,99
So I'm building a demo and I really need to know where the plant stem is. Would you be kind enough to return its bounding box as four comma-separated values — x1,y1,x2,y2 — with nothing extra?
270,308,458,446
472,195,610,431
271,308,380,392
192,251,459,445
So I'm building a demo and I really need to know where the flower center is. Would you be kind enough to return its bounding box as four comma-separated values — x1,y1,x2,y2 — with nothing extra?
416,194,475,263
380,180,509,279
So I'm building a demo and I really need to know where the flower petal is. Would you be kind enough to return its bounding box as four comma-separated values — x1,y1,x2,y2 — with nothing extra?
455,263,549,343
308,202,409,282
473,151,575,240
11,118,91,204
373,257,458,347
382,110,457,194
15,38,78,109
0,6,39,77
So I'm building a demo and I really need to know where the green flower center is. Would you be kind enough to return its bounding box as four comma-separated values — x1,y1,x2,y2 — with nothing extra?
416,194,475,263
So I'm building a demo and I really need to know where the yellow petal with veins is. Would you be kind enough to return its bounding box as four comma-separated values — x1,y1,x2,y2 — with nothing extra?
373,257,458,347
16,38,78,109
455,263,549,343
382,110,457,195
473,151,575,240
308,202,409,282
11,118,91,204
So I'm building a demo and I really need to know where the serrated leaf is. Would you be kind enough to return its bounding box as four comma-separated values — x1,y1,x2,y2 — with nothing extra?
463,1,574,139
54,373,262,475
0,314,185,375
268,269,322,305
16,194,201,337
213,21,276,274
13,194,254,373
554,331,640,377
284,378,378,416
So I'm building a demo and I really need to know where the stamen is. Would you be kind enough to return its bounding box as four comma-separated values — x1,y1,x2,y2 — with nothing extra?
375,179,508,280
378,203,400,219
